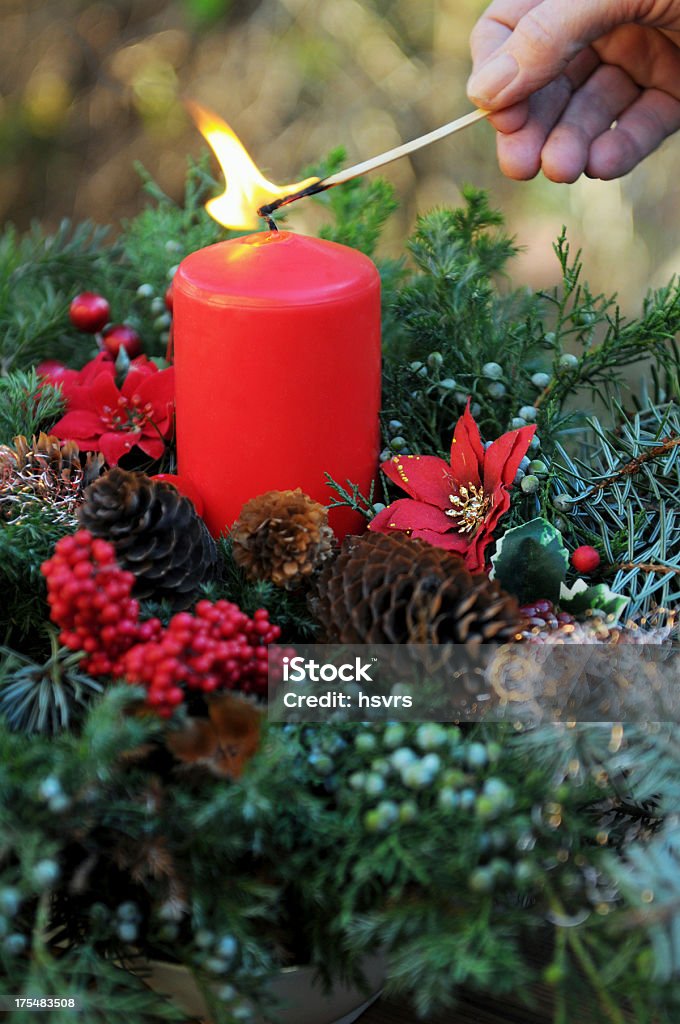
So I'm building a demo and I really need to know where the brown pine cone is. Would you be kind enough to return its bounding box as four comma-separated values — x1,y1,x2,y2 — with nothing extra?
0,432,103,524
79,468,217,608
311,532,524,645
232,488,335,589
3,433,81,476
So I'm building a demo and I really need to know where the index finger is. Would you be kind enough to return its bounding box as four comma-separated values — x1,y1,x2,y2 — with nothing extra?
469,2,544,132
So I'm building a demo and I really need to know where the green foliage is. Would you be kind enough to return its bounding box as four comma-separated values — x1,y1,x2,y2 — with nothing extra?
607,828,680,985
382,189,542,452
0,687,194,1022
0,632,103,735
0,156,231,376
0,220,111,374
0,369,64,444
304,147,399,260
0,690,296,1020
196,536,319,641
513,722,680,1021
3,685,680,1020
324,473,378,521
168,720,680,1019
9,946,187,1024
0,505,72,646
538,236,680,419
517,722,680,811
118,156,228,356
381,191,678,461
551,401,680,619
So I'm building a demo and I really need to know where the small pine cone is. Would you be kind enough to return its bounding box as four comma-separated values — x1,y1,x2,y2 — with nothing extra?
78,468,217,608
0,432,103,523
311,532,524,645
4,432,80,476
232,489,335,589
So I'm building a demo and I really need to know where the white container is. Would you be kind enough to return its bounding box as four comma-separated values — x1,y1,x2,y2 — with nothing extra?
141,954,385,1024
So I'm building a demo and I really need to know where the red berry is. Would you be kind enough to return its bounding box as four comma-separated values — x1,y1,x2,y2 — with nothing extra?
37,359,68,379
102,324,143,359
571,545,601,574
70,292,110,333
164,285,174,312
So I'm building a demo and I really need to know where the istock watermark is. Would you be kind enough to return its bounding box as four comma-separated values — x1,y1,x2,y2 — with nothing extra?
267,643,680,723
282,655,378,684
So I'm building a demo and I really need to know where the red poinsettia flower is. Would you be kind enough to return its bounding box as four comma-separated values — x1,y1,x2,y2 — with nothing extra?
38,352,115,400
369,402,536,571
50,356,174,466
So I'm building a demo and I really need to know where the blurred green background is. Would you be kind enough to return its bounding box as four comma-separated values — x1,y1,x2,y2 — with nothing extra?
1,0,679,308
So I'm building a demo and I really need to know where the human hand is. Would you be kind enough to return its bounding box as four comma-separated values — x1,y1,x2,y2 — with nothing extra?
467,0,680,181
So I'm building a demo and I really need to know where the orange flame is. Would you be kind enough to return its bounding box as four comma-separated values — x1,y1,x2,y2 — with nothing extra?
186,101,320,230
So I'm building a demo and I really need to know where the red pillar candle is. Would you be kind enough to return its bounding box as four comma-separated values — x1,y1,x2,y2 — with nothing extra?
173,230,381,539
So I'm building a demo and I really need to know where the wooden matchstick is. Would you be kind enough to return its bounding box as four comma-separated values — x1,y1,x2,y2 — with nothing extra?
258,107,490,219
324,107,489,186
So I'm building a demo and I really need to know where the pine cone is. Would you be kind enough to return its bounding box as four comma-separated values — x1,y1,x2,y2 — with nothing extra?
0,432,103,524
232,488,335,589
311,532,523,645
78,468,217,608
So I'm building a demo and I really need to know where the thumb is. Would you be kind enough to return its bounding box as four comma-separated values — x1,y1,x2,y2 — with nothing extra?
467,0,645,107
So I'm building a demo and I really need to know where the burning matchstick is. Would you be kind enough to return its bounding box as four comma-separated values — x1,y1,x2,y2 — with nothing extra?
258,107,489,224
187,102,490,231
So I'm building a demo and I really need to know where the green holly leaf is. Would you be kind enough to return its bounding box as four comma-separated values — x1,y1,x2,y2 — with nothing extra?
490,518,569,604
559,578,629,621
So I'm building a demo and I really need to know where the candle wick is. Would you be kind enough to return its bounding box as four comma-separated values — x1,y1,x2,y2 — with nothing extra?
262,212,279,231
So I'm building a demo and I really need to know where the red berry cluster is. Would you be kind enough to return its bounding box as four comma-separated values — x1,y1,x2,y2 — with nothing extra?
121,602,279,715
69,292,142,358
42,531,280,716
41,531,161,675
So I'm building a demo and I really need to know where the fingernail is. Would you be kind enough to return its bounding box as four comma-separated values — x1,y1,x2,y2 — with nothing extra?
467,52,519,103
